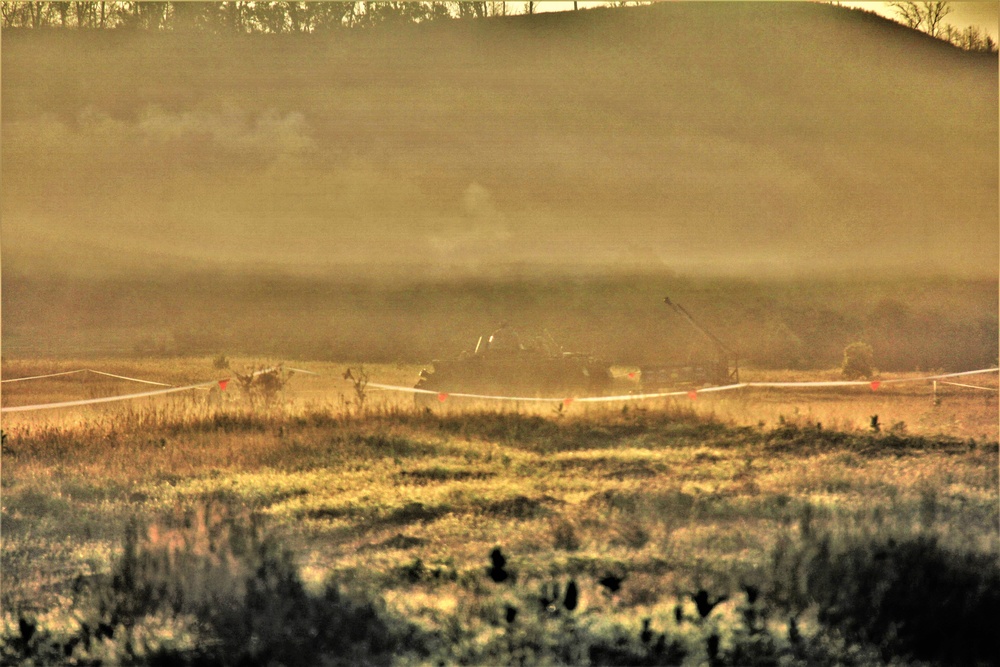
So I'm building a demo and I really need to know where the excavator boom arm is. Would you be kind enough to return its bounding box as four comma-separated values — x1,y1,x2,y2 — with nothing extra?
662,296,739,383
664,297,733,356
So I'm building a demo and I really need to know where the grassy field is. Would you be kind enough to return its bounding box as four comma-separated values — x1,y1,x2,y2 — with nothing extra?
2,357,998,664
3,357,997,439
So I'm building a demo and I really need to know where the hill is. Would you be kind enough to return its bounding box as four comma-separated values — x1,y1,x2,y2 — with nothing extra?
2,2,996,278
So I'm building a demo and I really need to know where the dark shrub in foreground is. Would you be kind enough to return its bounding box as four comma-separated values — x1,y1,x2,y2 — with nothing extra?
6,504,999,666
3,506,420,666
771,530,1000,665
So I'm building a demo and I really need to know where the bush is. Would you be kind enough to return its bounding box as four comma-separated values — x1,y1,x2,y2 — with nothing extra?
2,506,419,666
234,364,292,406
840,342,875,379
8,505,999,665
769,529,1000,665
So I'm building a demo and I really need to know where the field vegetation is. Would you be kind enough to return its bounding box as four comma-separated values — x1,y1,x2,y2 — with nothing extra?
2,358,997,664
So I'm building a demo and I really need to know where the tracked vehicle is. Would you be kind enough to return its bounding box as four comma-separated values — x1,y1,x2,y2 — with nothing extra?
639,297,739,392
414,326,612,404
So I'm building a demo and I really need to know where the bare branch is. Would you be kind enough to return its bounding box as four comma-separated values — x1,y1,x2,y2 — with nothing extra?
890,1,924,29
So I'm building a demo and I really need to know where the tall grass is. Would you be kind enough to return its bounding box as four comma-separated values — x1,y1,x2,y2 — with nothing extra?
5,503,998,665
2,391,997,664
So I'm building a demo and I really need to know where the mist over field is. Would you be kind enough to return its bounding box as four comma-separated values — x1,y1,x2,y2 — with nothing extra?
1,2,997,366
3,1,997,276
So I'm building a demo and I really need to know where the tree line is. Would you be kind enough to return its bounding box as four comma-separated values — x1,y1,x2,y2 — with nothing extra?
888,0,998,52
0,2,652,32
4,1,995,53
0,2,474,31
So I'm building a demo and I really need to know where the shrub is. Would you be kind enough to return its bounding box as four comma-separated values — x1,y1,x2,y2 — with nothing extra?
840,342,875,379
2,506,419,666
769,529,1000,665
234,364,292,407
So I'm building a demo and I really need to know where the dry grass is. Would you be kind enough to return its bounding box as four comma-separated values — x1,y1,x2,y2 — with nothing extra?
4,358,995,438
2,358,997,663
3,360,997,607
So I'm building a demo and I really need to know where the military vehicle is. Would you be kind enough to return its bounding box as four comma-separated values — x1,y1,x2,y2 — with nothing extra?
414,326,612,404
639,297,739,392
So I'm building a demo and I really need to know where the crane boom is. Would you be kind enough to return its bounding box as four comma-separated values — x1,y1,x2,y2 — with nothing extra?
663,296,734,356
660,296,739,384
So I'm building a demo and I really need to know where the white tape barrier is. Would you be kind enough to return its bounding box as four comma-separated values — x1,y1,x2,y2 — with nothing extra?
368,381,752,403
367,367,1000,404
0,364,316,413
368,381,774,403
84,370,174,386
0,369,89,383
0,366,315,386
1,380,222,413
744,367,1000,389
3,367,996,414
937,381,999,392
2,368,172,386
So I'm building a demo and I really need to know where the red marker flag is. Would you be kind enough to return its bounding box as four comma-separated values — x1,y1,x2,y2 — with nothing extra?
688,390,698,400
627,372,636,379
870,381,881,391
218,379,229,391
437,392,449,402
563,397,574,406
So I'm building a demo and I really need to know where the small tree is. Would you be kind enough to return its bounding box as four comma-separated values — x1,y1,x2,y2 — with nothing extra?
890,1,953,38
841,342,875,380
234,364,292,407
343,366,369,413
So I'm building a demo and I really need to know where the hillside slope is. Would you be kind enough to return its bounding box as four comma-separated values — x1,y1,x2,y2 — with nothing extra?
2,2,997,277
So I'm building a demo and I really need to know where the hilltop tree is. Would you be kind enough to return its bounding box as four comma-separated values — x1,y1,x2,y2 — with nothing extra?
3,1,49,28
887,1,995,51
921,0,952,37
890,1,953,38
958,24,997,52
454,1,487,19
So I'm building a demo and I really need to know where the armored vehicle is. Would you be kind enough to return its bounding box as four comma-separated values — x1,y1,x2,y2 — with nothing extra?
414,326,612,403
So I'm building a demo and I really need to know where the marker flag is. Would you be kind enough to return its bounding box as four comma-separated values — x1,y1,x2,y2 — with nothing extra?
627,372,636,379
688,390,698,400
563,397,574,406
437,392,449,402
871,381,881,391
218,379,229,391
